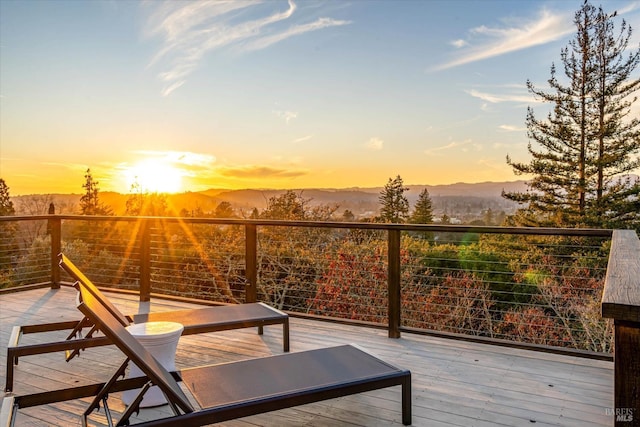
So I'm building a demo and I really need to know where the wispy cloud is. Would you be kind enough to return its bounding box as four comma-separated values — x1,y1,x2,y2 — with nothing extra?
424,139,482,156
365,137,384,151
274,110,298,124
434,8,573,71
476,158,509,172
41,161,89,173
498,124,526,132
242,17,351,52
217,165,308,179
293,135,313,143
617,2,640,15
132,150,216,167
466,89,533,104
143,0,351,96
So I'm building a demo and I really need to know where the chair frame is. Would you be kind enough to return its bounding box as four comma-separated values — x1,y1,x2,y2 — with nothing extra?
1,260,412,427
4,254,289,392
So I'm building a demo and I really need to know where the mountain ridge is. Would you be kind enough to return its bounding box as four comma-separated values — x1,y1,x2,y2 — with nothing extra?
10,180,530,217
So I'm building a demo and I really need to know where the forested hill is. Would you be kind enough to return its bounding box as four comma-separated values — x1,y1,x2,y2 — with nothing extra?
11,180,529,219
200,180,528,205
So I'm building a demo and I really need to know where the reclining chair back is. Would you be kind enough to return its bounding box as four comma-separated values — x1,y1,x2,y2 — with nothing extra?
59,253,131,327
76,280,194,415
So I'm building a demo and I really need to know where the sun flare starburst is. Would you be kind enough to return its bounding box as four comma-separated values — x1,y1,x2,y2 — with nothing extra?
124,159,183,193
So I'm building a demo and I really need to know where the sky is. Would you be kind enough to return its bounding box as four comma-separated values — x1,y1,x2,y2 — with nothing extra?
1,0,639,195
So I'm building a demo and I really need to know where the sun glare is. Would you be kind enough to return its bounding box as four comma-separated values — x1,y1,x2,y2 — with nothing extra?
124,159,183,193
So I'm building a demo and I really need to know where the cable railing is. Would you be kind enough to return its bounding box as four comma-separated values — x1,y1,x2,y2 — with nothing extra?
0,215,615,355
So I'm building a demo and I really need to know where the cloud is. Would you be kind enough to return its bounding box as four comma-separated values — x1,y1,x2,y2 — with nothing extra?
365,137,384,151
133,150,216,167
217,165,308,179
242,17,351,52
274,110,298,124
424,139,481,156
617,2,640,15
40,161,89,174
161,81,186,97
498,124,526,132
451,39,467,48
476,158,508,171
466,88,536,104
143,0,351,96
434,8,573,71
293,135,313,143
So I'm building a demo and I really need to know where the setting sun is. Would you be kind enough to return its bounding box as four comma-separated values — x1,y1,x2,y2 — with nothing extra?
124,159,184,193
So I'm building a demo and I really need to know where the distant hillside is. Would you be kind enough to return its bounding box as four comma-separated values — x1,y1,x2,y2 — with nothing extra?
208,183,525,218
10,180,529,218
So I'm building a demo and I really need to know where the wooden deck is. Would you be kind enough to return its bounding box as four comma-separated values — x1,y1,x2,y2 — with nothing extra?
0,287,613,427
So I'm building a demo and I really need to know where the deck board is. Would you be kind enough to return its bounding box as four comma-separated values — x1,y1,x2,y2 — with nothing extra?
0,287,614,426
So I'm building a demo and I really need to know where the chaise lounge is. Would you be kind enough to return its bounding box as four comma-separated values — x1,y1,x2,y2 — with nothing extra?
4,253,289,392
1,256,412,426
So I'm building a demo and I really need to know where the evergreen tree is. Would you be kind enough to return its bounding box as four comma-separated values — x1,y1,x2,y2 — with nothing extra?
261,191,307,220
589,4,640,228
0,179,17,268
214,201,234,218
0,179,15,216
378,175,409,223
409,188,433,224
504,1,640,229
80,169,112,215
342,209,355,222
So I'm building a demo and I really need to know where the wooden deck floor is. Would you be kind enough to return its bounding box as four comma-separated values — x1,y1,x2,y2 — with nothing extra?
0,287,614,427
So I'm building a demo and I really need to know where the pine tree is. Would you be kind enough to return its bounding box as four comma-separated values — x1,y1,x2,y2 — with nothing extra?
504,1,640,229
342,209,355,222
80,169,112,215
0,179,17,267
0,179,15,216
589,4,640,228
378,175,409,223
409,188,433,224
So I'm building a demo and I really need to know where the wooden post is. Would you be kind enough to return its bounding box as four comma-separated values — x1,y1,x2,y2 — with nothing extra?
139,220,151,302
388,229,401,339
49,204,61,289
245,224,257,304
601,229,640,427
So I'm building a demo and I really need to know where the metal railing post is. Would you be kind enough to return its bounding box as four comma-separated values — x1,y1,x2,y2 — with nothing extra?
245,224,257,303
139,219,151,302
49,214,61,289
388,229,401,338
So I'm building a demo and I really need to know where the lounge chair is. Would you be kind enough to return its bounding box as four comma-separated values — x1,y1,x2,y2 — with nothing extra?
4,254,289,392
0,280,412,426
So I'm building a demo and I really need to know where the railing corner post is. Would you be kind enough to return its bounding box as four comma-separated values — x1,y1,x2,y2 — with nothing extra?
601,229,640,426
245,224,258,304
612,320,640,426
388,229,401,339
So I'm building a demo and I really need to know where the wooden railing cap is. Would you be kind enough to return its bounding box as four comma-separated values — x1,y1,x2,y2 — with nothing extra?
601,229,640,322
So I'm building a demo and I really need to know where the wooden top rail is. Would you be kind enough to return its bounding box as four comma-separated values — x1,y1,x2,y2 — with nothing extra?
602,229,640,323
0,214,613,237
